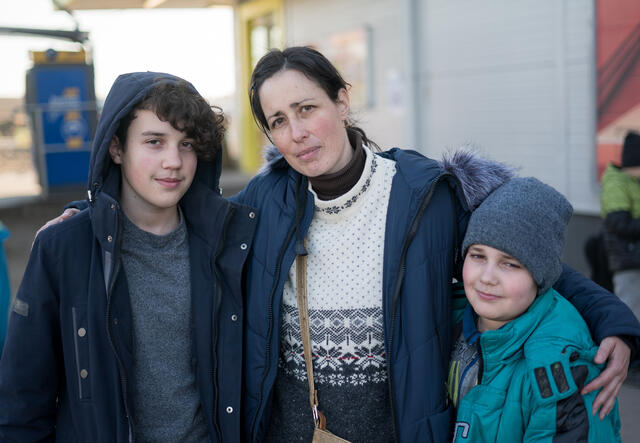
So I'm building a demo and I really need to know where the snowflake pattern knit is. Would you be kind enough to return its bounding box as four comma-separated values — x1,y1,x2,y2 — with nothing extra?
266,146,397,442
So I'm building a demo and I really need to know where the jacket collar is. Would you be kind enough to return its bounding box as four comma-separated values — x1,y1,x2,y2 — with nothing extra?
478,289,556,378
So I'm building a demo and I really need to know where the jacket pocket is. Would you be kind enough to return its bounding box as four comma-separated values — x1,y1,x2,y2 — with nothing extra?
71,305,92,401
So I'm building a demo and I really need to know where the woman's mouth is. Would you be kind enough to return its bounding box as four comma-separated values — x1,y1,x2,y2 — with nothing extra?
297,146,320,161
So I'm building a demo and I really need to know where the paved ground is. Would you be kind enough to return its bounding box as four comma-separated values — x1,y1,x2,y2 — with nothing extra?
0,174,639,441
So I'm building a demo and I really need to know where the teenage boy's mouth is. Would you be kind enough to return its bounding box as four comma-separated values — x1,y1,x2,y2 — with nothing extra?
156,178,183,188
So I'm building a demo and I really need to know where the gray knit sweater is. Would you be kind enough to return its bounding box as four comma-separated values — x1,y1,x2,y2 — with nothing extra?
120,211,209,442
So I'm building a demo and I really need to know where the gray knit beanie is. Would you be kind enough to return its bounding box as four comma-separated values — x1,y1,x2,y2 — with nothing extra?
461,177,573,295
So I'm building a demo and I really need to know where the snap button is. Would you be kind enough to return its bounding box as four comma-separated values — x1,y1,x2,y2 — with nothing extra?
226,406,233,414
569,352,579,362
231,314,238,322
240,243,247,250
78,327,86,337
107,235,113,243
113,318,118,325
80,369,88,379
249,211,256,219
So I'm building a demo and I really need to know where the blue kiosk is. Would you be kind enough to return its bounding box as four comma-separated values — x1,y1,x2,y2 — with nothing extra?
26,49,97,193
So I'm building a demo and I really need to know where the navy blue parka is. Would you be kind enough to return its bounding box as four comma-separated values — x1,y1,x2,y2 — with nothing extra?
0,72,256,442
235,148,640,442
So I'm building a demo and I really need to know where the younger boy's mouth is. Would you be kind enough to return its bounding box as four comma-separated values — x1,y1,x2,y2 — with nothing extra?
476,289,500,301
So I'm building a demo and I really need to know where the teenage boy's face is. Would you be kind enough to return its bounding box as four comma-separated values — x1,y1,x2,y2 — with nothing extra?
109,109,197,221
462,244,537,332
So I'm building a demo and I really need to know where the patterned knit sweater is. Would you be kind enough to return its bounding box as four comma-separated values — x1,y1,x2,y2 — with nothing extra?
265,147,397,442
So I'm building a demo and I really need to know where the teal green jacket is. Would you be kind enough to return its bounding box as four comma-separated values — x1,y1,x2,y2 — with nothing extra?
452,289,621,442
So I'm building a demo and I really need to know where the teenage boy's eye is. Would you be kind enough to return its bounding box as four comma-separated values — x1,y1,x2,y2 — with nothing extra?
182,141,195,150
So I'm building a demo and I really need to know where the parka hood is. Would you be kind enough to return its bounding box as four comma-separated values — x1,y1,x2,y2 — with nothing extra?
87,71,222,203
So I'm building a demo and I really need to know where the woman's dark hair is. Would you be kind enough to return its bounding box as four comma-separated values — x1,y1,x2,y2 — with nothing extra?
115,79,224,162
249,46,376,148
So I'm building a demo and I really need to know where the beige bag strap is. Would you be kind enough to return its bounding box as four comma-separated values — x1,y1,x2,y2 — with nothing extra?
295,253,321,426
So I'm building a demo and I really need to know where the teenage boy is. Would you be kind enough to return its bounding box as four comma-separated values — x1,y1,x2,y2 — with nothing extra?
0,72,256,442
448,178,621,442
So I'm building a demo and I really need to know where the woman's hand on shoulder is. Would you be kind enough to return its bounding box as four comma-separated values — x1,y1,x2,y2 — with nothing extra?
581,336,630,419
35,208,81,240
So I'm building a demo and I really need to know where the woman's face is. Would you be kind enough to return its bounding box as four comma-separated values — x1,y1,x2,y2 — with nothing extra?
258,69,353,177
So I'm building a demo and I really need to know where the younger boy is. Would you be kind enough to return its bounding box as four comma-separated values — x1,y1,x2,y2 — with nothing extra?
448,177,620,442
0,72,255,442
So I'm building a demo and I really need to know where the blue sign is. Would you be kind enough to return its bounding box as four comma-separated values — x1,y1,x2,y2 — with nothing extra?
27,64,96,188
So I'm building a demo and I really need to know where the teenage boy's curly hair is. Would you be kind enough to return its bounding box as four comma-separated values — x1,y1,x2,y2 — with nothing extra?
115,79,224,161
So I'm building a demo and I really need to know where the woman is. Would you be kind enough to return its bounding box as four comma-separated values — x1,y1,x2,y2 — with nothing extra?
233,46,639,442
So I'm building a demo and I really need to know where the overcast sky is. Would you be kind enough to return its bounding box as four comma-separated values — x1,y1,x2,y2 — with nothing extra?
0,0,235,100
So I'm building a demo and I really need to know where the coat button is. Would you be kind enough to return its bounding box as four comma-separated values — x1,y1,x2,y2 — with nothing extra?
78,327,86,337
249,211,256,219
107,235,113,243
226,406,233,414
240,243,247,250
110,204,116,210
80,369,88,379
231,314,238,322
113,318,118,325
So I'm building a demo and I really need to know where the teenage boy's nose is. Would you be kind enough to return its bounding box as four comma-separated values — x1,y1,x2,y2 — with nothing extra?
162,144,183,169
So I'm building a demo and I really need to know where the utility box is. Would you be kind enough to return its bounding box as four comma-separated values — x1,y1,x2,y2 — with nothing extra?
26,49,97,193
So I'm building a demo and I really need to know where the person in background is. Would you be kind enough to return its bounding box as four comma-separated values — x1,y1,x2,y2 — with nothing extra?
601,131,640,322
0,73,255,441
449,177,620,442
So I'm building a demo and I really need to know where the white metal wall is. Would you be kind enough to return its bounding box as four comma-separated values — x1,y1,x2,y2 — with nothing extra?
420,0,599,213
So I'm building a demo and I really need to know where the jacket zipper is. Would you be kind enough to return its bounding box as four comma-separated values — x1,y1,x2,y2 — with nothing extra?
104,211,135,442
386,174,452,442
250,175,308,441
211,206,234,441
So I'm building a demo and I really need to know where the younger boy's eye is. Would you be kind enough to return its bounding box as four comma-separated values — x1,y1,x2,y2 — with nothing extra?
503,261,521,269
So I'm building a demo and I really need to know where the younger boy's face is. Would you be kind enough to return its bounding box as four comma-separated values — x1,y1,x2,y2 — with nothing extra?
109,109,197,223
462,244,537,332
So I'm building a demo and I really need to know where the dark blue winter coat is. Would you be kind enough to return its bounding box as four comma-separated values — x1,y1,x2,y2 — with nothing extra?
234,148,640,442
0,72,256,442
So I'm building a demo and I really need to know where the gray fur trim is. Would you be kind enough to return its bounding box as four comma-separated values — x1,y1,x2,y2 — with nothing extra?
258,145,287,175
440,148,518,210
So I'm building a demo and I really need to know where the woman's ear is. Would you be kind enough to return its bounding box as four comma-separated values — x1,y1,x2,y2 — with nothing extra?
336,88,351,120
108,137,123,164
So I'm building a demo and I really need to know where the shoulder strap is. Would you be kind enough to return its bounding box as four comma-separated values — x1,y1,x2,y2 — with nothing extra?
296,252,321,425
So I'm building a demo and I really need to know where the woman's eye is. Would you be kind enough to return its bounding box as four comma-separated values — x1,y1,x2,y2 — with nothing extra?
271,118,284,129
301,105,314,113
